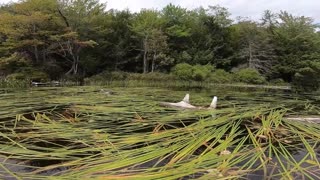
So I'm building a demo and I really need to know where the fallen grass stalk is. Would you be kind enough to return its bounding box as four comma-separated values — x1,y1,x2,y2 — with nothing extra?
0,86,319,179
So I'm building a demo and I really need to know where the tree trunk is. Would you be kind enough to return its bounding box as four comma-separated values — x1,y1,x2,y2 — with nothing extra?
65,41,80,76
58,8,70,27
33,23,40,63
65,63,75,75
248,43,253,69
42,50,47,63
34,45,39,63
143,38,148,73
65,55,79,75
74,55,79,75
151,52,156,73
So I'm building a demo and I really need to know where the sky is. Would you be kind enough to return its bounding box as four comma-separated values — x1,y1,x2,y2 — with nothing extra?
1,0,319,22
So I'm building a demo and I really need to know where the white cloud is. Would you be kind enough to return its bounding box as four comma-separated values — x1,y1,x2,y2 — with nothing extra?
1,0,319,22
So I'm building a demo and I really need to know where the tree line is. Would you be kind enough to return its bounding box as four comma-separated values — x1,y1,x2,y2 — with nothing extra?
0,0,320,89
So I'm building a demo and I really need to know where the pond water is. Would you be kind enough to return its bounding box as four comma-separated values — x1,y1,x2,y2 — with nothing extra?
0,86,319,179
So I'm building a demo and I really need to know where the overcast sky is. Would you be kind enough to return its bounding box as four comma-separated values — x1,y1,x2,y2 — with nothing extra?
1,0,319,22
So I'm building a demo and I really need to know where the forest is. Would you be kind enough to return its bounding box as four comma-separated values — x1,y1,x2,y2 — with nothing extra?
0,0,320,90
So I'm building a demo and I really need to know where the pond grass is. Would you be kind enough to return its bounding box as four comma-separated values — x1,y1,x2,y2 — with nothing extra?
0,86,319,179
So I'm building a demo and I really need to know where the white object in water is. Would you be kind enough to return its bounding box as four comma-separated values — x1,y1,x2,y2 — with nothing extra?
182,94,190,103
160,94,218,110
209,96,218,109
160,93,196,109
170,93,195,108
170,101,196,109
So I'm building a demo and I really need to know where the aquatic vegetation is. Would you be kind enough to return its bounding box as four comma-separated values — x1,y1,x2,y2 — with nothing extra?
0,79,30,88
0,86,319,179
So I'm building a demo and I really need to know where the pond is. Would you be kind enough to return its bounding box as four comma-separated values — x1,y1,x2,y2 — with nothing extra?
0,86,319,179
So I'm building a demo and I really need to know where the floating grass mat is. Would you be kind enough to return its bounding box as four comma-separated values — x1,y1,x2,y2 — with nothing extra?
0,86,320,179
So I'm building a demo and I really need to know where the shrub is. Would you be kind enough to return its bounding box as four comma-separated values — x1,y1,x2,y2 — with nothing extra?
191,64,213,81
6,73,26,80
292,61,320,92
109,71,128,81
0,54,50,82
209,69,233,83
6,68,49,82
85,71,177,84
269,78,286,85
172,63,214,81
0,53,30,75
88,71,128,82
0,78,30,88
171,63,193,80
234,68,266,84
127,72,176,81
180,51,192,62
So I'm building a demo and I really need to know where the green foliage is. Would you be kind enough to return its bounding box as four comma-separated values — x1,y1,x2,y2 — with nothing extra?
271,12,320,81
86,71,177,83
192,50,214,65
6,73,28,80
6,67,49,82
127,72,176,81
269,78,286,85
171,63,193,80
131,10,163,37
26,70,49,82
0,53,49,82
0,1,320,85
231,19,275,73
0,53,30,75
292,61,320,92
171,63,214,81
162,4,191,38
179,51,192,62
191,64,213,81
235,68,266,84
109,71,128,81
86,71,127,82
130,9,168,73
209,69,233,83
171,63,269,84
0,78,30,88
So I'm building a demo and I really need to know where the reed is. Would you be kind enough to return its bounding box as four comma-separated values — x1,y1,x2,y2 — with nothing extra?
0,86,319,179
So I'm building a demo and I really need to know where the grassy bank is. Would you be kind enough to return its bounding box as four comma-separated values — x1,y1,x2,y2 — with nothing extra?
84,71,289,89
0,69,290,89
0,79,30,88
